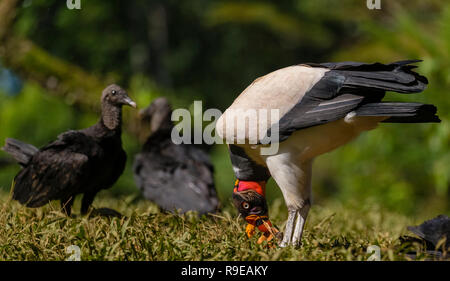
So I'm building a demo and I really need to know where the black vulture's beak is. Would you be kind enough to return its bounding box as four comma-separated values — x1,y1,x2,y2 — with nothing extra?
123,96,137,108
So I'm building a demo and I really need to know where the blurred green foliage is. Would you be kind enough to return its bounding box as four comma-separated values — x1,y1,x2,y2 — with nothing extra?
0,0,448,216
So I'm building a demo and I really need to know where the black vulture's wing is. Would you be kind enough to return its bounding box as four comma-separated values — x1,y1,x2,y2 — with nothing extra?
12,131,101,207
133,143,219,214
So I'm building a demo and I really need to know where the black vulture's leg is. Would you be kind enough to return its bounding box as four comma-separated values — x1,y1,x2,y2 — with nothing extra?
61,196,75,216
80,191,97,215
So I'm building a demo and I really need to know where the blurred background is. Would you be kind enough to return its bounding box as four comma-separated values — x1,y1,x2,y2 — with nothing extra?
0,0,448,217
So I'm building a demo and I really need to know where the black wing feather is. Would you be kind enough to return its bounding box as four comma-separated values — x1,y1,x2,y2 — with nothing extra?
266,60,432,142
12,131,100,207
2,138,38,166
133,137,219,214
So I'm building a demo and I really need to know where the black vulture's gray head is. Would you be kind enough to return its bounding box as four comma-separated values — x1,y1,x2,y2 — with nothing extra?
102,84,136,108
139,97,173,134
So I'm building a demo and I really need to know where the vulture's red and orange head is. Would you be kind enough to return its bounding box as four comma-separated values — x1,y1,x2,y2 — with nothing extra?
232,180,280,245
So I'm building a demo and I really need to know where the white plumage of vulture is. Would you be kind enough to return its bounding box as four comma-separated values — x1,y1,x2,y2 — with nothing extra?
215,60,440,247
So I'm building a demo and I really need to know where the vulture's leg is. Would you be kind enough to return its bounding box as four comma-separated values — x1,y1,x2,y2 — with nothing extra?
280,210,296,247
280,204,310,247
266,155,313,247
81,191,97,215
291,203,310,247
61,196,75,216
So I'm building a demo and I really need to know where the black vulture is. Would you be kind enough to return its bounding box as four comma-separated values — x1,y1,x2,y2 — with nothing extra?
2,84,136,216
408,215,450,249
133,97,219,215
216,60,440,247
400,215,450,260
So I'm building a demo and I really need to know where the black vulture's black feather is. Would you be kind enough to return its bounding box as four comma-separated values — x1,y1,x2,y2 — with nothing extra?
2,138,38,167
2,84,135,216
408,215,450,249
133,98,220,215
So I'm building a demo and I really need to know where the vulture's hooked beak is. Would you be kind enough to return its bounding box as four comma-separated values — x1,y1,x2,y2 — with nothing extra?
123,97,137,108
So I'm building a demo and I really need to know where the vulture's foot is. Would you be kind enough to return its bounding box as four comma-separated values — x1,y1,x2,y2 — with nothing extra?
280,205,310,248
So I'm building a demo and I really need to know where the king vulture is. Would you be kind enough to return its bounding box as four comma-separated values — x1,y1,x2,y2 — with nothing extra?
215,60,440,247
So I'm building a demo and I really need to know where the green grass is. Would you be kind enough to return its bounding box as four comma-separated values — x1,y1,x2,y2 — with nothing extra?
0,190,441,261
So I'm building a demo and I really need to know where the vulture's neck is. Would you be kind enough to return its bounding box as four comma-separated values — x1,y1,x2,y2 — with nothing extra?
101,103,123,131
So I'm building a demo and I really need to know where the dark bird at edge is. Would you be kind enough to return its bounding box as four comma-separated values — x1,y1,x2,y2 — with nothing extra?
133,97,220,215
399,215,449,260
407,215,450,248
2,84,136,216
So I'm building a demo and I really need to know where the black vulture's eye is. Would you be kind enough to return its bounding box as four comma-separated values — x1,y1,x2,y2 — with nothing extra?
242,202,250,209
111,90,117,95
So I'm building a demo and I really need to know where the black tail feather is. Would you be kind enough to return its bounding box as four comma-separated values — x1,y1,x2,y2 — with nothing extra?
2,138,38,166
306,60,428,94
339,61,427,94
354,102,441,123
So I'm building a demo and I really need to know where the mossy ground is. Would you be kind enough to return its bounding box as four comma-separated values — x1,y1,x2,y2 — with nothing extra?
0,191,442,261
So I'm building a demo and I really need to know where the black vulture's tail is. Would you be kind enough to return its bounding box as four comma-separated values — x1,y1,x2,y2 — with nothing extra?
354,102,441,123
2,138,38,167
